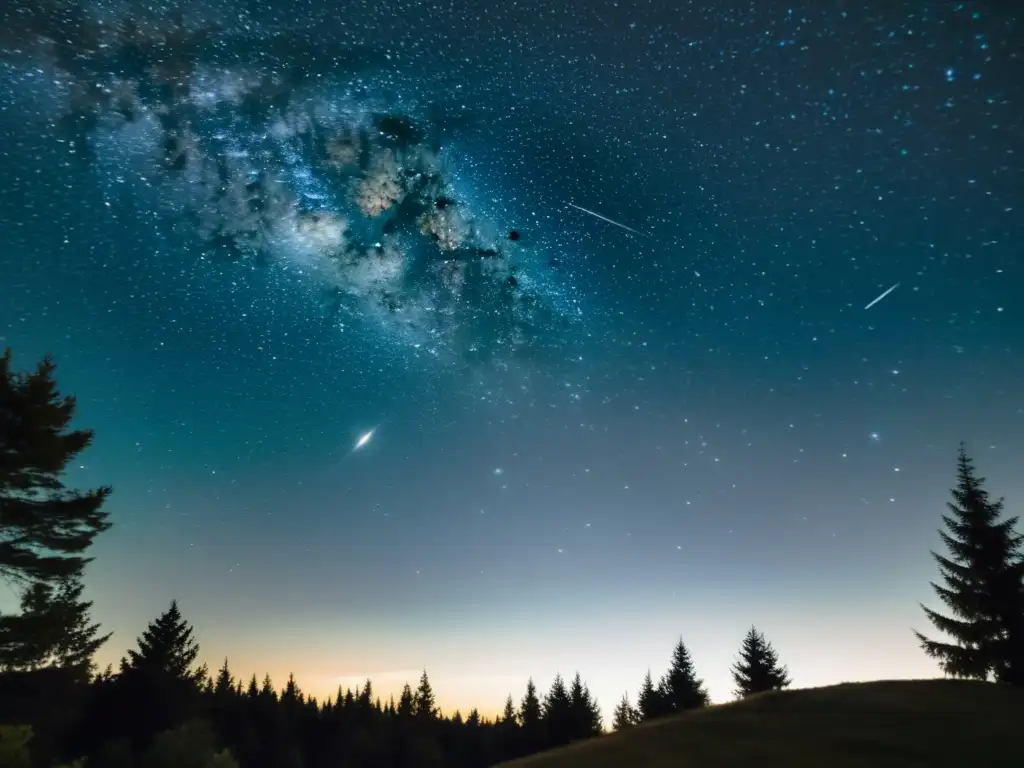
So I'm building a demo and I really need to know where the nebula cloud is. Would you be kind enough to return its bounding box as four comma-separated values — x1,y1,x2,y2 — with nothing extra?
2,0,576,364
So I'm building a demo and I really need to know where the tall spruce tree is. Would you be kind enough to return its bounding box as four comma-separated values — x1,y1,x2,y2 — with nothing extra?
659,638,709,712
636,669,664,721
281,673,303,709
731,626,791,698
213,658,234,698
914,444,1024,684
1,351,112,678
413,670,437,719
519,679,541,725
107,601,208,748
397,683,415,718
611,692,639,731
260,674,278,702
121,600,207,687
568,672,602,739
518,678,543,752
542,674,573,747
0,349,112,585
501,694,516,725
0,576,109,676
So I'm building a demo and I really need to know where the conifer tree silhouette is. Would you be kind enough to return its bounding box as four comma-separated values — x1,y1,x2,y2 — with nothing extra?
568,672,602,738
0,350,112,586
501,694,516,725
612,692,639,730
915,444,1024,684
731,626,791,697
0,576,109,676
214,659,234,698
0,351,112,675
659,638,709,713
413,670,437,719
518,678,543,753
121,600,207,687
397,683,415,718
542,674,573,747
636,669,664,721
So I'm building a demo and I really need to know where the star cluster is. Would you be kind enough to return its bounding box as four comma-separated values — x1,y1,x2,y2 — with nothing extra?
3,0,587,368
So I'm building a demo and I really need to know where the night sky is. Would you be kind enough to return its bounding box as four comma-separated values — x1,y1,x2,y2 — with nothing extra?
1,0,1022,721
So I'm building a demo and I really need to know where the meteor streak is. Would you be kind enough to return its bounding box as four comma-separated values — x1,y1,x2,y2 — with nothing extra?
354,428,376,451
864,282,901,310
566,202,645,237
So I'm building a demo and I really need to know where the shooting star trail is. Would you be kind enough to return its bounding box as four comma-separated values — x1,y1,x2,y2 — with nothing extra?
864,282,901,310
353,428,376,451
567,202,646,237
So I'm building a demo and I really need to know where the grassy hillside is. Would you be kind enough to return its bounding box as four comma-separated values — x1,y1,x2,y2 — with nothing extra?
498,679,1024,768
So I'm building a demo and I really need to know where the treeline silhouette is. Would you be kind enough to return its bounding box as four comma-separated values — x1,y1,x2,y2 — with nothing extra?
1,348,1022,767
2,598,789,767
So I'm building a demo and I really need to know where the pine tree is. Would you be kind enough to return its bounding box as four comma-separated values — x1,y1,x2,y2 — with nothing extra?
108,602,208,747
501,694,516,726
121,600,207,687
260,674,277,702
636,669,664,721
214,658,234,698
542,674,573,747
49,576,109,676
397,683,414,717
568,672,602,739
281,673,303,708
414,670,437,719
914,444,1024,684
659,638,709,712
518,677,543,753
0,350,112,585
520,678,541,727
612,692,639,731
357,679,373,712
0,576,109,676
731,626,791,698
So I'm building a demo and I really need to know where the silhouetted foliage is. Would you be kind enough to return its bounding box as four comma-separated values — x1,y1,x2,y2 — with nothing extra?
415,670,438,720
0,351,112,690
120,600,208,687
517,677,543,756
568,672,602,739
731,626,791,698
611,692,639,731
542,674,573,748
144,720,238,768
634,639,709,724
636,669,665,721
915,444,1024,685
0,576,109,678
0,349,112,586
87,601,211,755
659,638,709,713
0,724,33,768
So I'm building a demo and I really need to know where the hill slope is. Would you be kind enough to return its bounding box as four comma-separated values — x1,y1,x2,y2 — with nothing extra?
498,680,1024,768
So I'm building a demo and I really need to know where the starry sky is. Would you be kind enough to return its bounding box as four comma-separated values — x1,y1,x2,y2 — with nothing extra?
1,0,1022,722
